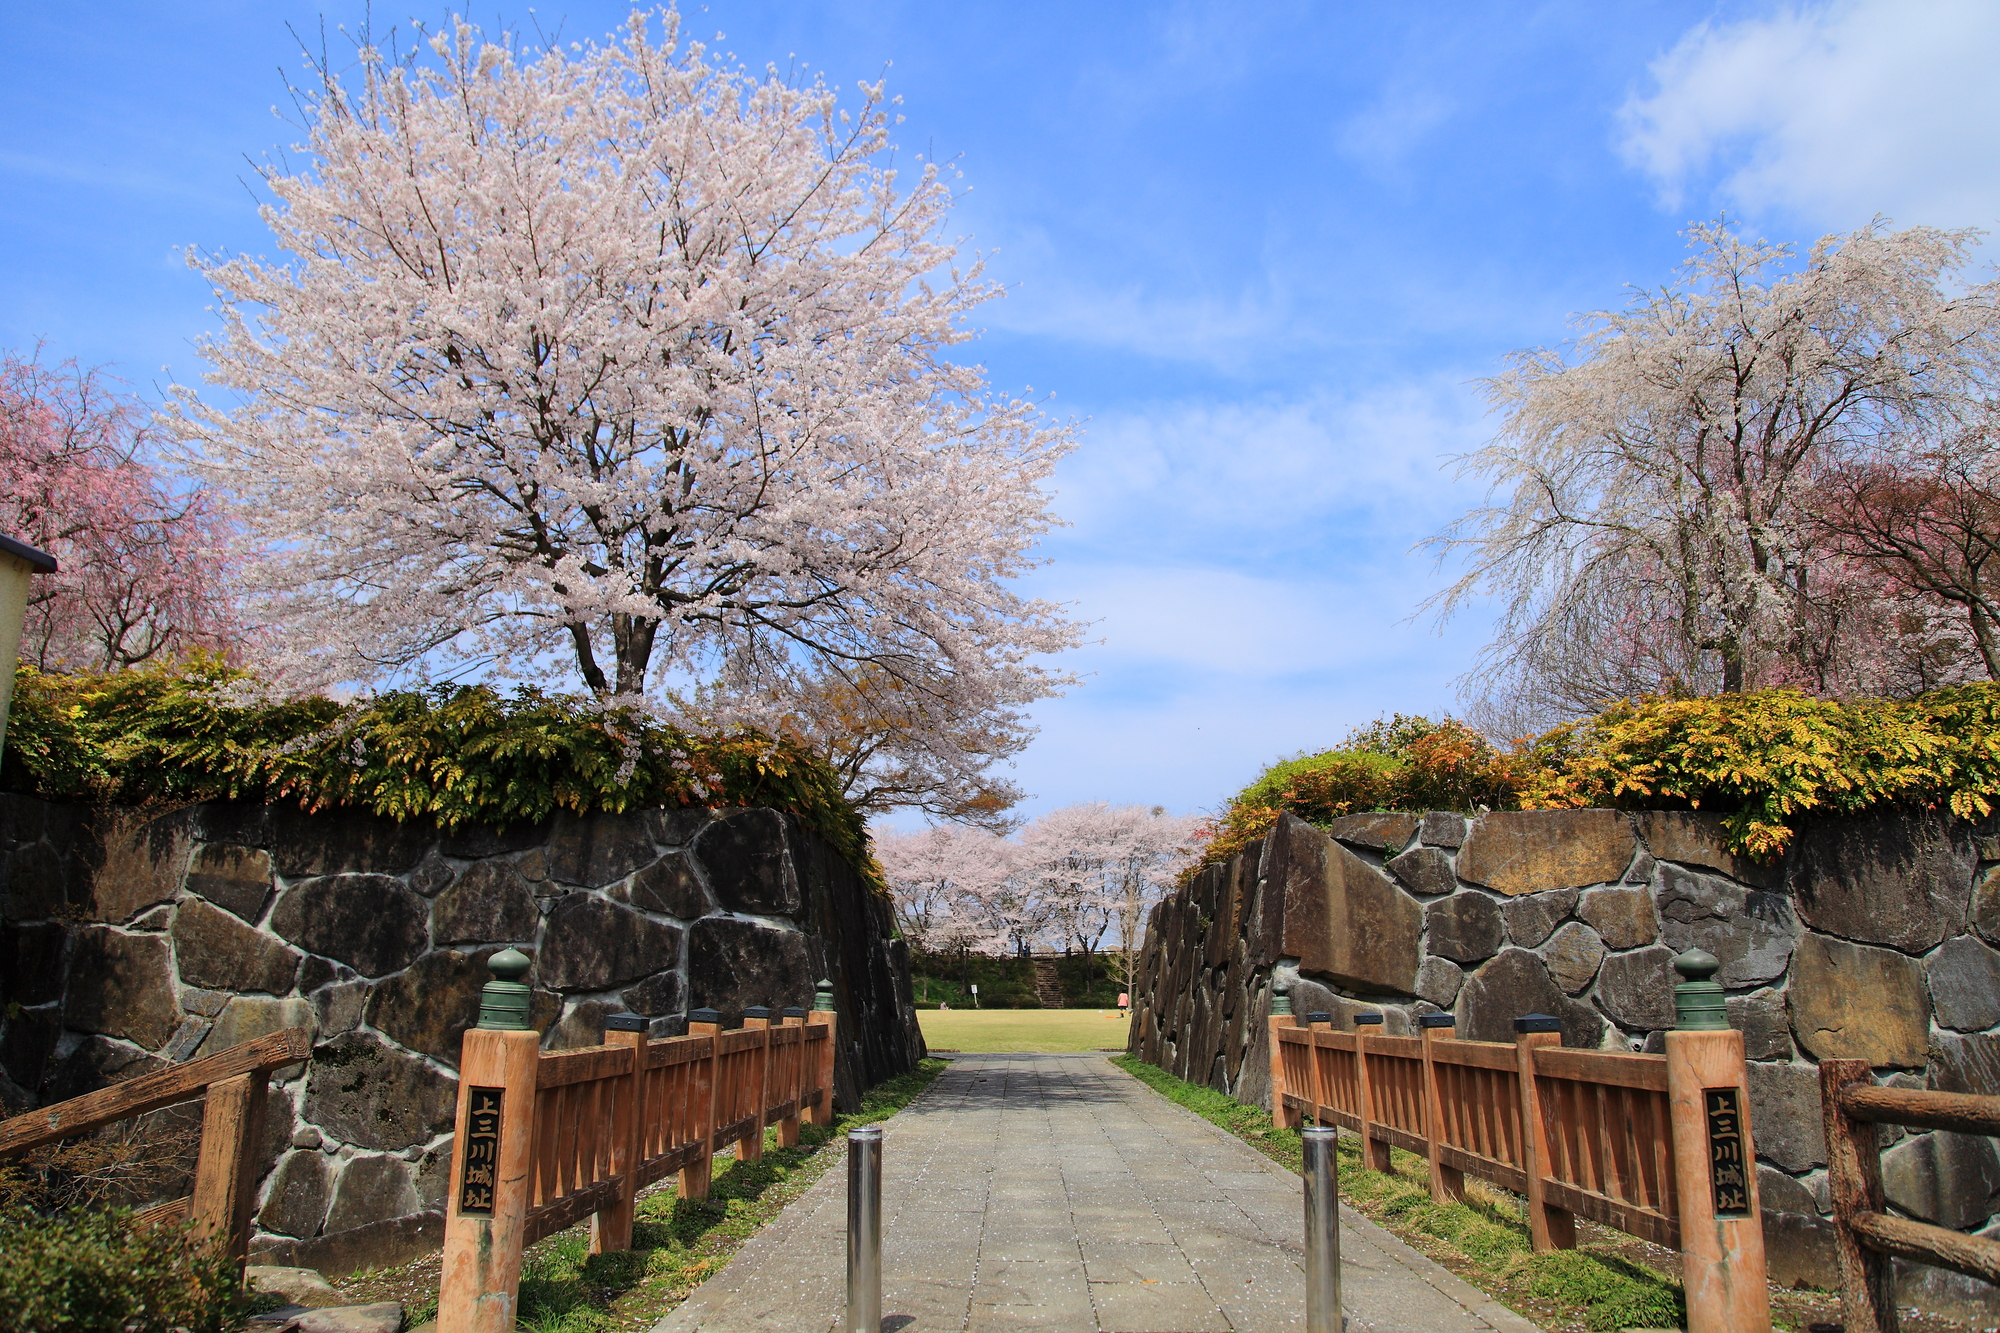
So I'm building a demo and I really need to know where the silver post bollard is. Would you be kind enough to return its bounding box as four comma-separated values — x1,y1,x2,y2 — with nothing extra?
847,1125,883,1333
1303,1124,1342,1333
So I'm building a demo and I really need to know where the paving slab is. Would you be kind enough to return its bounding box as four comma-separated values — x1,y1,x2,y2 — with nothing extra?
654,1052,1542,1333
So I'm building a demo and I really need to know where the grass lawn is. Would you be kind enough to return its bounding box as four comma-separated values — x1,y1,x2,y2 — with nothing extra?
918,1007,1132,1052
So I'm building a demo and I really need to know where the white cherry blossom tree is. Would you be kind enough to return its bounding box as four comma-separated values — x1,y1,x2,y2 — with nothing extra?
170,10,1079,813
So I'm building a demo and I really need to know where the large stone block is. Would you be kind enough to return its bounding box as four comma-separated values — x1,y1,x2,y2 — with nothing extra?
694,810,803,916
203,997,315,1067
326,1154,422,1235
1420,812,1468,848
269,808,435,878
173,899,301,994
1543,922,1605,995
1321,812,1418,855
436,820,550,860
6,922,65,1005
271,875,430,978
542,812,659,888
539,895,683,992
84,810,194,924
621,970,685,1017
429,860,540,945
259,1150,330,1238
1636,811,1779,887
182,843,275,922
364,948,505,1065
1728,989,1795,1062
63,926,180,1049
40,1034,165,1104
1271,814,1422,995
1748,1060,1827,1173
1789,933,1933,1068
687,917,814,1023
1414,956,1465,1007
1763,1209,1839,1291
1928,935,2000,1033
611,852,714,919
303,1032,455,1152
1386,846,1458,897
1930,1032,2000,1095
1457,810,1635,896
1789,809,1974,954
1575,887,1658,950
1454,948,1604,1048
1654,865,1795,987
1974,866,2000,947
0,1005,60,1092
1502,887,1577,949
1,838,72,922
1425,893,1503,964
1593,945,1677,1031
1882,1132,2000,1230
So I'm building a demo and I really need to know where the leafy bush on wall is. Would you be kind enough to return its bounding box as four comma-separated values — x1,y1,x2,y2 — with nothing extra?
0,657,881,891
1204,685,2000,869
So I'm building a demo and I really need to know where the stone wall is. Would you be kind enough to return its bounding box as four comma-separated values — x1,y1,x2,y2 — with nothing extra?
0,795,923,1274
1127,807,2000,1322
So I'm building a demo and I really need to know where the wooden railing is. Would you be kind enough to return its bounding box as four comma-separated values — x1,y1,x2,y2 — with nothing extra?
0,1028,313,1267
1270,999,1770,1333
438,997,837,1333
1820,1059,2000,1333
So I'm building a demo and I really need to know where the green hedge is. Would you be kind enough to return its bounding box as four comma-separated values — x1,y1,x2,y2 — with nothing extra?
0,1207,250,1332
0,658,881,891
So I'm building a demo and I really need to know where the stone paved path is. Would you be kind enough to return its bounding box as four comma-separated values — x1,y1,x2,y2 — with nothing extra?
655,1052,1541,1332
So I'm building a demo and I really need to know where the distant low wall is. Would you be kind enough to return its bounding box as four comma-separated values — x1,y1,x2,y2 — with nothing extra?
0,796,922,1274
1127,807,2000,1322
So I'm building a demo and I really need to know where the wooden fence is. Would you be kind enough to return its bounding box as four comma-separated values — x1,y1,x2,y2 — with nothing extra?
438,967,838,1333
1820,1059,2000,1333
1269,975,1770,1333
0,1027,313,1267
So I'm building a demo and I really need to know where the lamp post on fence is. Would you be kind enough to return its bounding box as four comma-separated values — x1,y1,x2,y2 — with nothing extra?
1302,1124,1342,1333
439,949,541,1333
847,1124,884,1333
1665,948,1771,1333
0,533,57,767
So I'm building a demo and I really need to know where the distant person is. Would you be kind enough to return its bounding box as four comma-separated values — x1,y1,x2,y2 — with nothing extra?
939,1001,949,1010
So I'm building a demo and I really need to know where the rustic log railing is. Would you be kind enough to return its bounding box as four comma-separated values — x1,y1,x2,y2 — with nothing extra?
0,1027,313,1268
1820,1059,2000,1333
1268,949,1770,1333
436,951,839,1333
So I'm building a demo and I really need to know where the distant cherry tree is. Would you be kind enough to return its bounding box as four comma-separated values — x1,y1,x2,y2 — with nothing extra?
172,11,1079,816
0,349,239,672
1428,219,2000,727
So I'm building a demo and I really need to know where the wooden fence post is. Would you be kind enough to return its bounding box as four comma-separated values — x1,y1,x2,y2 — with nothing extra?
681,1007,721,1201
1419,1014,1465,1204
809,979,838,1127
1267,982,1299,1128
778,1007,806,1147
1820,1058,1895,1333
593,1014,648,1256
439,950,542,1333
187,1070,269,1269
741,1006,771,1162
1665,950,1771,1333
1353,1012,1391,1172
1305,1011,1332,1126
1514,1013,1576,1251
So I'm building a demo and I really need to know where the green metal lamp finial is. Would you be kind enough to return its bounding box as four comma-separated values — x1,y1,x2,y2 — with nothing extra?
477,948,534,1031
1270,980,1294,1017
813,978,836,1013
1671,948,1728,1032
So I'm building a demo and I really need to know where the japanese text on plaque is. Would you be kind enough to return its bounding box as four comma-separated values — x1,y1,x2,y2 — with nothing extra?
457,1086,505,1216
1704,1086,1750,1217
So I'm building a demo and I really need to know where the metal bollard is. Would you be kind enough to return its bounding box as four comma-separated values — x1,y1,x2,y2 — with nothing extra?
847,1125,883,1333
1303,1124,1342,1333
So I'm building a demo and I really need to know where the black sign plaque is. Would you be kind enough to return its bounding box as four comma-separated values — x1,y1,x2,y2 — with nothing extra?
1704,1086,1750,1218
457,1086,505,1216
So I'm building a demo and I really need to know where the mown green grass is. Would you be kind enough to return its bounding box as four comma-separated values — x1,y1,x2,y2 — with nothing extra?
1110,1054,1686,1333
918,1008,1132,1052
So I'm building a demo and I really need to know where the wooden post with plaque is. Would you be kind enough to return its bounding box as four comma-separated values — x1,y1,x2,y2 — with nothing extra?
1664,949,1771,1333
438,950,542,1333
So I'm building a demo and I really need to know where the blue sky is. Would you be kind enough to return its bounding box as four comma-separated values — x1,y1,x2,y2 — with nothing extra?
5,0,1998,823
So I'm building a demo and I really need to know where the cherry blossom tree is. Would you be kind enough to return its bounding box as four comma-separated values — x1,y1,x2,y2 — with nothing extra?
875,822,1014,987
1428,219,2000,726
171,10,1080,814
1,348,239,672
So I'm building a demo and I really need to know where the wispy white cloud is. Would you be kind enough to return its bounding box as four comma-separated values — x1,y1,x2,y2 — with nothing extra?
1619,0,2000,229
1338,83,1455,171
